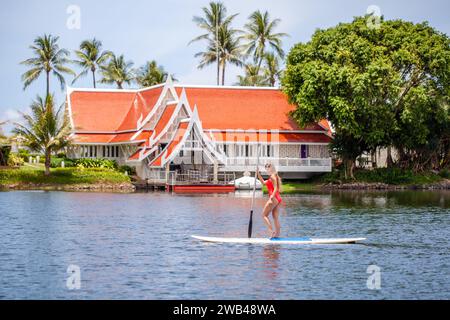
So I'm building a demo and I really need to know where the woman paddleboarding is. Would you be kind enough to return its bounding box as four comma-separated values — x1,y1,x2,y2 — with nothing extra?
257,163,282,238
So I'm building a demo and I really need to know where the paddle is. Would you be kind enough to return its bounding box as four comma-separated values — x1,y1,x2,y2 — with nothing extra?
248,144,260,238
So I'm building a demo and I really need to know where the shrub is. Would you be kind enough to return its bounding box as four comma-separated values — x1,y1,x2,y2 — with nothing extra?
439,169,450,179
74,158,117,170
0,146,11,166
50,157,75,168
7,153,24,167
17,149,31,162
118,165,136,175
354,167,415,184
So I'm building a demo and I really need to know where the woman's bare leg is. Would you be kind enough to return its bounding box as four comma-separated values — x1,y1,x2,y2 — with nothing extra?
262,200,275,237
272,204,281,237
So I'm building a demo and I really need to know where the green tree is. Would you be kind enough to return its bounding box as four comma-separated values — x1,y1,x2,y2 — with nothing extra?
100,54,134,89
282,16,450,178
190,1,238,85
21,34,75,98
263,52,282,86
242,10,288,73
235,63,268,86
136,60,174,87
72,39,112,88
218,26,243,85
13,95,71,176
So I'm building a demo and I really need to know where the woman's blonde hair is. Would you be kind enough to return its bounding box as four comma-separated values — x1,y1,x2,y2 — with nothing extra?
265,162,282,190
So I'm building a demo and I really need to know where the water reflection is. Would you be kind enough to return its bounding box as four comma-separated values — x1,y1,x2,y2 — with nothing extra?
262,246,281,280
282,190,450,210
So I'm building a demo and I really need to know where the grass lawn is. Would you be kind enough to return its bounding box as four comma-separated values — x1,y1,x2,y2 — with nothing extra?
259,181,321,194
0,165,131,186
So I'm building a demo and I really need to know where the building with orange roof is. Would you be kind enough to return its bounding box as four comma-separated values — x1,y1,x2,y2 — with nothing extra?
66,77,333,181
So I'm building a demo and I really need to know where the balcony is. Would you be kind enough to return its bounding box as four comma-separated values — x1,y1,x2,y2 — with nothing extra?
222,157,332,172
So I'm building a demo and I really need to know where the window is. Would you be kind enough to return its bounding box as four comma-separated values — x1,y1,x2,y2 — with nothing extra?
88,146,97,158
223,144,227,156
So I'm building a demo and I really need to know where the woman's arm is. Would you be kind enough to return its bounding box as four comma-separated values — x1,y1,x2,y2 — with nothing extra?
256,167,265,185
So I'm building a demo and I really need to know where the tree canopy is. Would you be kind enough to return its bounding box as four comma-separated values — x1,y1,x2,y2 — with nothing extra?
282,16,450,177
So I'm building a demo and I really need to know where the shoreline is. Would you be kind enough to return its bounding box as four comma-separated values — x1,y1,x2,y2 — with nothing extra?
319,180,450,191
2,180,450,193
0,182,136,192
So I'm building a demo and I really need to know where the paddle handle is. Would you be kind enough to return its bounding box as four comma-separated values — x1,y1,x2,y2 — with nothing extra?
248,144,260,238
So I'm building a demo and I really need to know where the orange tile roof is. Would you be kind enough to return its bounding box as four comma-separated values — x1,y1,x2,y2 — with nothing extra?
69,85,331,150
128,150,141,160
175,87,327,131
70,87,162,132
152,104,177,138
133,130,152,142
117,87,163,131
70,91,136,131
72,131,148,144
72,133,117,143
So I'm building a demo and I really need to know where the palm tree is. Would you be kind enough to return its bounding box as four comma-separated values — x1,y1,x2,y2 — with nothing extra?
72,39,112,88
21,34,75,98
100,54,134,89
263,53,282,86
13,95,71,176
189,1,238,85
218,26,243,85
242,10,288,73
235,64,268,86
136,60,175,87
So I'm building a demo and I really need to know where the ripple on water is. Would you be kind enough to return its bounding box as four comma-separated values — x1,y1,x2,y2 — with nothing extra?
0,190,449,299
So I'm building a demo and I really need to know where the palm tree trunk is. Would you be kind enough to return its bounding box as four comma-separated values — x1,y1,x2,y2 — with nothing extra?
222,61,226,86
386,146,394,168
117,82,123,89
44,149,51,176
92,70,96,88
216,58,220,86
256,56,263,76
344,158,356,180
46,70,50,99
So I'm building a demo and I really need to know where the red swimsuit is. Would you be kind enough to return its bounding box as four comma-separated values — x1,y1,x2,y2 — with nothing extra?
265,178,282,204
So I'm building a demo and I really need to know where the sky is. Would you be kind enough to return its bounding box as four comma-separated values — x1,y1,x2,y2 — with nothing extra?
0,0,449,133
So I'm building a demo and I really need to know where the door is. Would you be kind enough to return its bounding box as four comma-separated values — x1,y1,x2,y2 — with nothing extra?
300,145,308,158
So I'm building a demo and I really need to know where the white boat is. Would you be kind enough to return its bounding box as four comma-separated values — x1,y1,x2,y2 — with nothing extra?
229,175,262,190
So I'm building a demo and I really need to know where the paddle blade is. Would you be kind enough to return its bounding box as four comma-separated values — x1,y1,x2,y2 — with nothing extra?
248,210,253,238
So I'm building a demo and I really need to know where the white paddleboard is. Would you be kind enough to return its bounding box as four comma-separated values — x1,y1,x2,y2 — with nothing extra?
192,235,366,245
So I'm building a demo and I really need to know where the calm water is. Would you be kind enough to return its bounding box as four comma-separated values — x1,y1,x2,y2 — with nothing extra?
0,190,449,299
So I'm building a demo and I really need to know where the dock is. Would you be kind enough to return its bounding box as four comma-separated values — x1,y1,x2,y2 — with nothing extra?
133,171,236,193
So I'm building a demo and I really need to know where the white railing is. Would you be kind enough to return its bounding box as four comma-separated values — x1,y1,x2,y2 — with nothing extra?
225,157,331,167
146,170,175,182
169,171,235,185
